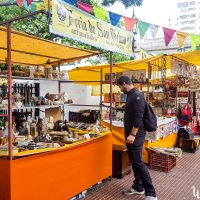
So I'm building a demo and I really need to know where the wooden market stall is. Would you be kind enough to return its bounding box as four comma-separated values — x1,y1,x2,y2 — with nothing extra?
68,51,200,164
0,26,113,200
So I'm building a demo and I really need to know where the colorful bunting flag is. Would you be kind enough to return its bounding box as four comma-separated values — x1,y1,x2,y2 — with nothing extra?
93,7,108,21
16,0,22,6
150,24,159,39
138,21,150,40
190,34,200,50
162,27,176,47
30,3,37,11
123,16,137,31
26,0,32,6
77,1,93,13
109,12,122,26
44,0,48,11
37,4,43,10
176,31,189,48
64,0,76,5
23,0,28,10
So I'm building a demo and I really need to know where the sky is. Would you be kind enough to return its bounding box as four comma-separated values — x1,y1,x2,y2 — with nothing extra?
106,0,178,27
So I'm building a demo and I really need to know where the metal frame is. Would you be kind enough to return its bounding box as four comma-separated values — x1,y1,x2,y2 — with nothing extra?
1,9,114,160
0,10,47,160
58,51,113,132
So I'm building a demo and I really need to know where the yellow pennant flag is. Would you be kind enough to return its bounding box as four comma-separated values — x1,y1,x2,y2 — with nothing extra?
44,0,49,11
176,31,188,48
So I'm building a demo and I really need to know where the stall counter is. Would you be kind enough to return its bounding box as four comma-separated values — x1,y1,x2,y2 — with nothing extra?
0,132,112,200
101,120,177,163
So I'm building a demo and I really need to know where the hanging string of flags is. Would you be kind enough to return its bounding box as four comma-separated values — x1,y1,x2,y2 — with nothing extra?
3,0,200,50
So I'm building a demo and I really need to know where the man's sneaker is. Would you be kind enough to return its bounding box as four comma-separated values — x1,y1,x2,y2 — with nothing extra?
123,188,145,196
145,196,158,200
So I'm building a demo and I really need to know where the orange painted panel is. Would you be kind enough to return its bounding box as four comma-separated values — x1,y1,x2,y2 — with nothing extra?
101,121,125,146
10,134,112,200
0,159,11,200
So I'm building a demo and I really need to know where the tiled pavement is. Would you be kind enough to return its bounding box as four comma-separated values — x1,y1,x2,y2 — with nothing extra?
85,150,200,200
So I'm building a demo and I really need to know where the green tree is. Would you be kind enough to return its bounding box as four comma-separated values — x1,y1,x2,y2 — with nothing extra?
101,0,143,17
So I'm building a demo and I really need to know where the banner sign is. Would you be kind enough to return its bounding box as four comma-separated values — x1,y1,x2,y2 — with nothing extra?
51,0,134,56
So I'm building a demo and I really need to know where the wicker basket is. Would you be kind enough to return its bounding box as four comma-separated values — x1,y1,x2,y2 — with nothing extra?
148,149,176,173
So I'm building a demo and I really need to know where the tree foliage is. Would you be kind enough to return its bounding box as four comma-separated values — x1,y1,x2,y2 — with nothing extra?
101,0,143,8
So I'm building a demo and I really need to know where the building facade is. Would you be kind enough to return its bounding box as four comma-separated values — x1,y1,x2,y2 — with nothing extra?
168,0,200,34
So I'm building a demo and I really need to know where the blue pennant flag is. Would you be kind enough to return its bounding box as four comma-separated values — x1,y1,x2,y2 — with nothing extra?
109,11,122,26
64,0,76,5
23,0,28,10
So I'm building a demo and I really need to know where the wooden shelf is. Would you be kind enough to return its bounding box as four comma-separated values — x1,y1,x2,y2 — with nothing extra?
0,75,61,81
0,104,65,111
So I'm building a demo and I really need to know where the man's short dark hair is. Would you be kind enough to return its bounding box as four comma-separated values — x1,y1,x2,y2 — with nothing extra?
116,75,132,85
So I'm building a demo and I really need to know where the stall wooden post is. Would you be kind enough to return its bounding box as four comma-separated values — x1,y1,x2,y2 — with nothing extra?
7,22,13,160
109,51,113,132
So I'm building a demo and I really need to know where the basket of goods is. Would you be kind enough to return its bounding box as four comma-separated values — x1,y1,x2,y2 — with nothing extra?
147,147,179,172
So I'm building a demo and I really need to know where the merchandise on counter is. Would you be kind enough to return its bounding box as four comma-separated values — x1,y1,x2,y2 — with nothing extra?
145,117,177,141
52,70,60,80
34,69,45,78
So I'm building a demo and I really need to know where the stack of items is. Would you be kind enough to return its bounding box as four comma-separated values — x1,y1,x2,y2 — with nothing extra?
189,77,200,91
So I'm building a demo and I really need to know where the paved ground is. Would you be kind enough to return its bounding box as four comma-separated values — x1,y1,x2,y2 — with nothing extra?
85,150,200,200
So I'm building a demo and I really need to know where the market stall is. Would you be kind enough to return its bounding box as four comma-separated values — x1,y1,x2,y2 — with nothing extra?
0,25,113,200
68,51,200,164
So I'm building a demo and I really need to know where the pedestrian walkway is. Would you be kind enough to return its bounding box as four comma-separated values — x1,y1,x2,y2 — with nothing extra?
85,150,200,200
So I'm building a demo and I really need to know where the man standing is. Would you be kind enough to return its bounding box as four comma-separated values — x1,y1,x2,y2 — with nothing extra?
117,76,157,200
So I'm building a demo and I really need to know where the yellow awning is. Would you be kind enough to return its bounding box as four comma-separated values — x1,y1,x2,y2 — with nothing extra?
68,51,200,84
171,50,200,66
0,26,99,66
68,55,171,83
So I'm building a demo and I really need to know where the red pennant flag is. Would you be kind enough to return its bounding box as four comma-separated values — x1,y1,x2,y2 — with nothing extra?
17,0,23,6
26,0,32,6
77,1,93,13
123,16,137,31
162,27,176,47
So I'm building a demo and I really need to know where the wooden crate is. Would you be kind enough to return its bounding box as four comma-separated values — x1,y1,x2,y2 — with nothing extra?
112,145,131,179
179,138,200,153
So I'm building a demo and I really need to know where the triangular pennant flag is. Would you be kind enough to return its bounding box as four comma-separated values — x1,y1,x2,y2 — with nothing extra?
26,0,32,6
44,0,48,11
123,16,137,31
16,0,22,6
23,0,28,10
77,1,93,13
37,4,43,10
64,0,76,5
190,34,200,50
30,3,37,11
150,24,159,39
93,7,108,21
176,31,189,48
137,21,150,40
162,27,176,46
109,11,122,26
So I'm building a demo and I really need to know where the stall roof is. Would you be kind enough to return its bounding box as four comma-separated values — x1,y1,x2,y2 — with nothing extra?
68,51,200,83
0,26,99,66
68,55,170,82
171,50,200,66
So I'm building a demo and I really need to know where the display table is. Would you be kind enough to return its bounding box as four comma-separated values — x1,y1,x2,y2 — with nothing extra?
0,133,112,200
101,120,177,163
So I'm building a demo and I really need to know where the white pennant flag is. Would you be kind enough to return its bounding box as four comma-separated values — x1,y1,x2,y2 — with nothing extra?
150,24,159,39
